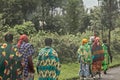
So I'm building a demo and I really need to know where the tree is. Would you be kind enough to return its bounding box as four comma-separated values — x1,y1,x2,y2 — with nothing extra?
100,0,119,62
63,0,85,34
89,7,102,31
30,0,63,32
0,0,37,26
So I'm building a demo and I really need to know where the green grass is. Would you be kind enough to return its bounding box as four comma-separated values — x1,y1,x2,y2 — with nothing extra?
109,54,120,67
34,62,80,80
33,54,120,80
59,62,79,80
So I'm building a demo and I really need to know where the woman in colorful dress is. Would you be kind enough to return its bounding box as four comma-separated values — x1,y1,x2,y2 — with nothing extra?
77,38,92,80
17,34,35,80
102,39,111,74
0,33,24,80
36,38,61,80
91,36,104,79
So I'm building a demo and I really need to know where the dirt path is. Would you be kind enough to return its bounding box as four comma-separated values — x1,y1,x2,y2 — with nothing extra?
75,66,120,80
100,66,120,80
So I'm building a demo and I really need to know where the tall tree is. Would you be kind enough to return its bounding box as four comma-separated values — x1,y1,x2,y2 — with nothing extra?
30,0,63,32
89,7,102,31
63,0,85,34
0,0,37,26
100,0,119,62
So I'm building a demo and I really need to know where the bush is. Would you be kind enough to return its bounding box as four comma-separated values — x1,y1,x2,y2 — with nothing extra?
30,30,93,63
14,21,36,35
0,27,120,64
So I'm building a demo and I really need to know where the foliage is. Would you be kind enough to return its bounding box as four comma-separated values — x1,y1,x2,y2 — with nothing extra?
0,26,120,63
29,0,63,32
115,15,120,28
89,7,102,30
111,28,120,54
63,0,85,34
101,0,119,29
30,30,93,63
0,0,37,26
0,0,120,34
14,21,36,35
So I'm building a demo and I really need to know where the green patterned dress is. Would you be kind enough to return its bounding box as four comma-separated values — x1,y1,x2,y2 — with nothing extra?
37,46,61,80
77,43,92,77
0,42,23,80
102,43,110,72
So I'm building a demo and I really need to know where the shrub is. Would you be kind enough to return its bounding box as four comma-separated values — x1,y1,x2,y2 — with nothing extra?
30,31,93,63
14,21,36,35
0,28,120,63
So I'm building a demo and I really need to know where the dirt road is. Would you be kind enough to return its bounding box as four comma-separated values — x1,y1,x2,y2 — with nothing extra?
100,66,120,80
75,66,120,80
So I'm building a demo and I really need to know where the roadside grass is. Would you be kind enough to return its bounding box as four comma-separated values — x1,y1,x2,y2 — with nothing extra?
59,62,79,80
109,54,120,68
34,53,120,80
34,62,80,80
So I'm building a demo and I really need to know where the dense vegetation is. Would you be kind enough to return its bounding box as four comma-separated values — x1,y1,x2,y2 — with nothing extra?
0,0,120,79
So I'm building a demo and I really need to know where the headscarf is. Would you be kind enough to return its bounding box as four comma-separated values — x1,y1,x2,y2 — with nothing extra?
93,37,100,47
82,38,88,45
89,36,94,42
17,34,28,48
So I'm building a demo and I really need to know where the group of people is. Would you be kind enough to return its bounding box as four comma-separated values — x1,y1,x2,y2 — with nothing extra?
77,32,112,80
0,32,112,80
0,33,60,80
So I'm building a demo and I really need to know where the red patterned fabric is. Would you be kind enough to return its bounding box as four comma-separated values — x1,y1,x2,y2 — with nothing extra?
92,61,102,72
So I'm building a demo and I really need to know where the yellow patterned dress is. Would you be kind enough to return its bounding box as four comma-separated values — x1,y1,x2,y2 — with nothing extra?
0,43,23,80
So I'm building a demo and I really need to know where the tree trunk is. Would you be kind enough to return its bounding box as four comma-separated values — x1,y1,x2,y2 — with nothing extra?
108,0,112,62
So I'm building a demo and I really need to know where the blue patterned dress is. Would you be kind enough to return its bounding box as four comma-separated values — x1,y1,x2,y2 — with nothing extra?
18,42,35,77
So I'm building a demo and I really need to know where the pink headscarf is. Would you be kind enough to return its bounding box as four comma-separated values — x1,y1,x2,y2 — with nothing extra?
94,37,100,45
17,34,28,48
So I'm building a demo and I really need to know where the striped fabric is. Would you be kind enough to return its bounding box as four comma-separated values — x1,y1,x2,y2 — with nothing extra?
92,45,104,61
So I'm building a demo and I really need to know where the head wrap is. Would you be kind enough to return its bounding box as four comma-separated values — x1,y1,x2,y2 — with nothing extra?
94,37,100,46
89,36,95,42
82,38,88,45
17,34,28,48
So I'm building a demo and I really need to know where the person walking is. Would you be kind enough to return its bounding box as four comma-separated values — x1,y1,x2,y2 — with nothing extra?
91,36,104,79
17,34,35,80
36,38,61,80
77,38,92,80
0,33,24,80
102,39,111,74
